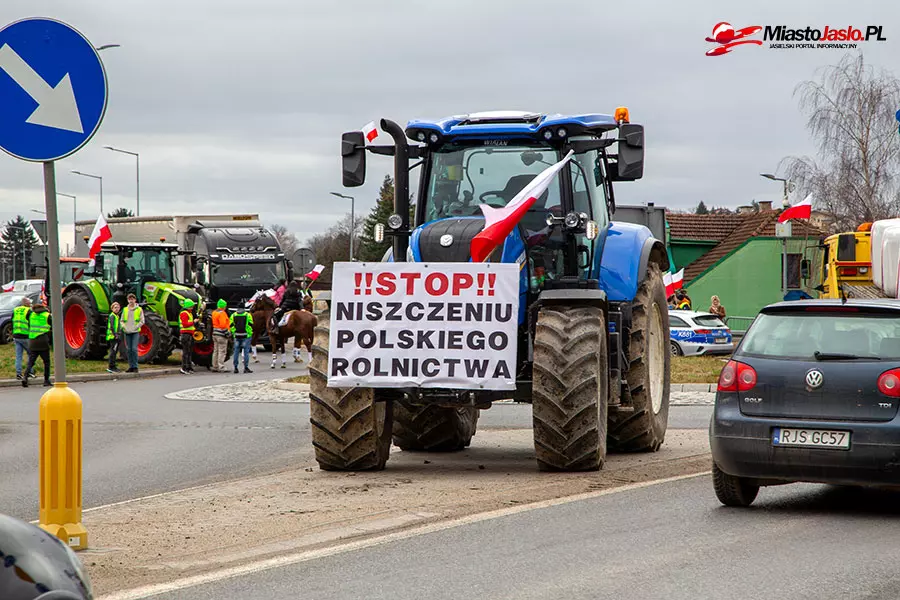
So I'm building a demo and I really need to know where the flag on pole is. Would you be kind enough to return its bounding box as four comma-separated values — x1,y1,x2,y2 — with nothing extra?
470,151,575,263
664,269,684,297
87,213,112,259
305,264,325,281
362,121,379,143
777,194,813,223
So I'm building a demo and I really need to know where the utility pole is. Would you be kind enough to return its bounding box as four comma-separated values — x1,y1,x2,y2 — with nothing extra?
330,192,356,260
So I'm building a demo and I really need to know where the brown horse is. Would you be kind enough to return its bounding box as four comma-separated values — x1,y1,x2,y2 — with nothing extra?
249,295,276,363
251,295,316,368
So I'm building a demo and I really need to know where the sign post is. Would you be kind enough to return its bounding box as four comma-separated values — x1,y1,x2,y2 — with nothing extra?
0,17,108,550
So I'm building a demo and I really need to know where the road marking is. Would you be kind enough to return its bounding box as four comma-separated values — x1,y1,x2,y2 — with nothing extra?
97,469,710,600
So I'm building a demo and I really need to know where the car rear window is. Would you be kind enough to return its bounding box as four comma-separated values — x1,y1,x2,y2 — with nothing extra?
693,315,726,328
740,311,900,359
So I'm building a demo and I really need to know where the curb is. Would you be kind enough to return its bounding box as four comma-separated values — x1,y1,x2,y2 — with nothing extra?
272,381,310,393
0,367,183,388
671,383,716,393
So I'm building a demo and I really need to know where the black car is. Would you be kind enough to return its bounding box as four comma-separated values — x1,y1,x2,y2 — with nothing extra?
710,299,900,506
0,291,41,344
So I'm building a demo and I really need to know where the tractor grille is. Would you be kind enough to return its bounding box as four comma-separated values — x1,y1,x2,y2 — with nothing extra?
418,218,488,263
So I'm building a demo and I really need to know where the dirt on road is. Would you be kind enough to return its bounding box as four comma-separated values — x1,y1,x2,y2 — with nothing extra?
84,428,711,596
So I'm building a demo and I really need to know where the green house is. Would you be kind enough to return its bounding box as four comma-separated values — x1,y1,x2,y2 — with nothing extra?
666,208,824,325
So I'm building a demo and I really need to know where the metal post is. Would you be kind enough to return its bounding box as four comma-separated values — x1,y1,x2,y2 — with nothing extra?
135,153,140,216
782,180,789,298
43,162,67,384
99,176,103,215
349,196,355,261
380,119,411,263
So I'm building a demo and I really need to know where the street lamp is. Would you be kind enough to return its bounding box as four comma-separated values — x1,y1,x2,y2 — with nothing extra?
71,171,103,214
760,173,796,298
104,146,140,215
330,192,356,260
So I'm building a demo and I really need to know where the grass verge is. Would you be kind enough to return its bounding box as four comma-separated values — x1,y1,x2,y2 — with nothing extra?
0,343,179,379
672,355,729,384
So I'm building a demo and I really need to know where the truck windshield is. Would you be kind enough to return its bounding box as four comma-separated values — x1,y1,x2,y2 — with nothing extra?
424,144,564,222
212,262,284,286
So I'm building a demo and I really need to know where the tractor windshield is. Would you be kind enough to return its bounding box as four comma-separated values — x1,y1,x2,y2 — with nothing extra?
211,262,284,287
123,249,174,283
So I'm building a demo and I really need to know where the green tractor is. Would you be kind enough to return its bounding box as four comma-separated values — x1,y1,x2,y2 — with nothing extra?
62,242,213,366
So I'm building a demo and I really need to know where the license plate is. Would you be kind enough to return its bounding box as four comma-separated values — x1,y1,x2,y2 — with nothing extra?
714,338,728,344
773,428,850,450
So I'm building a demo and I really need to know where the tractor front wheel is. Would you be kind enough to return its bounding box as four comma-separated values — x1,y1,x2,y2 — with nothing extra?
62,289,105,360
532,305,609,471
608,263,671,452
309,311,393,471
392,401,479,452
130,312,174,364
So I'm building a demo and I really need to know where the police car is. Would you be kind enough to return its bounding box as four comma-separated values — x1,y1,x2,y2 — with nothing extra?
669,309,733,356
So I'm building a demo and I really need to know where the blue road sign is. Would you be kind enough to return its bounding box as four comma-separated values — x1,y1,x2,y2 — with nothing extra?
0,18,107,162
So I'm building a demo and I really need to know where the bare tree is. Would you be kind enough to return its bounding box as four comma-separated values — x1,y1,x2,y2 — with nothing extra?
270,223,299,256
781,53,900,232
305,213,364,286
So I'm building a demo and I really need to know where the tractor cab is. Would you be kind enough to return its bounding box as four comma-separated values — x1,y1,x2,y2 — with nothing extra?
93,242,180,304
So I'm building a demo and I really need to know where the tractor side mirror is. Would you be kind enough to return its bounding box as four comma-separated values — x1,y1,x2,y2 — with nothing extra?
196,269,206,285
616,123,644,180
342,131,367,187
92,255,104,275
285,260,294,280
801,258,810,280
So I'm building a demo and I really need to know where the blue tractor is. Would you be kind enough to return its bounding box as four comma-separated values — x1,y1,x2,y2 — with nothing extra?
310,109,671,472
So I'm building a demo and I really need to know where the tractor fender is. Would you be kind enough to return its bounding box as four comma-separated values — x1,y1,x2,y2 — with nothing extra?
598,222,669,303
63,280,109,313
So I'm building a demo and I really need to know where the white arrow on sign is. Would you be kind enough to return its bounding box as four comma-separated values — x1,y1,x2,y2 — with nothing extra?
0,43,84,134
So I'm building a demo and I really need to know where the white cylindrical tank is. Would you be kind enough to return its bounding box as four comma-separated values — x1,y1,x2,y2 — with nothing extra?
879,225,900,297
871,219,900,291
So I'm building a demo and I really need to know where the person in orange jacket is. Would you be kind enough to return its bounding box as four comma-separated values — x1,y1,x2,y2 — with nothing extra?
211,298,232,372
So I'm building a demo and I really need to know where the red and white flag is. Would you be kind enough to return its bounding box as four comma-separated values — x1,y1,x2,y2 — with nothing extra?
362,121,379,143
87,213,112,259
664,269,684,297
305,264,325,281
1,281,13,292
777,194,813,223
470,151,574,263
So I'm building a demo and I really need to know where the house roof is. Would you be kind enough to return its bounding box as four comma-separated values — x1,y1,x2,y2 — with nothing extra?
666,213,746,242
680,210,824,282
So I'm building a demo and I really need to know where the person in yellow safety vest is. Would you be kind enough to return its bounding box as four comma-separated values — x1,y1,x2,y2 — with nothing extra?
675,290,692,310
121,293,145,373
179,298,199,375
106,301,122,374
211,298,231,373
12,296,32,380
230,304,254,374
21,299,52,388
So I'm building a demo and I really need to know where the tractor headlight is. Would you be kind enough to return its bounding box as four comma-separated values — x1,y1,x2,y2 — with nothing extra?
387,214,403,229
564,211,581,229
557,127,567,138
417,132,426,141
586,220,599,240
542,130,554,141
374,223,385,243
429,133,439,144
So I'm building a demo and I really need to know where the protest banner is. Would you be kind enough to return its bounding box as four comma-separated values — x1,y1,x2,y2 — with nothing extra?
327,262,520,390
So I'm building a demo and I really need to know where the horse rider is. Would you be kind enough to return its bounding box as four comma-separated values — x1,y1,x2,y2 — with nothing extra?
272,280,301,334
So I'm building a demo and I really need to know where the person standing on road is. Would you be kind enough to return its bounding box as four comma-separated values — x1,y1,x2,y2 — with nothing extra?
21,299,52,388
709,295,726,318
121,294,145,373
106,301,122,373
179,298,199,374
12,296,32,380
230,304,254,374
211,298,231,373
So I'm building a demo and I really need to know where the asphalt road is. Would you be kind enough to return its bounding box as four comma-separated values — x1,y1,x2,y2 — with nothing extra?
163,475,900,600
0,368,712,521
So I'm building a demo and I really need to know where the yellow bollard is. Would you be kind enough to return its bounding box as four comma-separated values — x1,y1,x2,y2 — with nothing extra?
38,382,88,550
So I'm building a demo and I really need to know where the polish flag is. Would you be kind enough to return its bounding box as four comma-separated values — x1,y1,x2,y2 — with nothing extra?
664,269,684,297
1,281,13,292
87,213,112,259
470,151,574,263
362,121,379,143
777,194,813,223
305,264,325,281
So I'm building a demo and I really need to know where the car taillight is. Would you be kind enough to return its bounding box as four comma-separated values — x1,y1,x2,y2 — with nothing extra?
718,360,757,392
695,329,712,334
877,368,900,397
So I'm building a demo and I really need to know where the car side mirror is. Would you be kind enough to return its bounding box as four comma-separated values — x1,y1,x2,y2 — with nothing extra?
342,131,366,187
616,123,644,180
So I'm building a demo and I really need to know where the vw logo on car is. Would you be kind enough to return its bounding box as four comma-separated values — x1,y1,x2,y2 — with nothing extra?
805,369,824,390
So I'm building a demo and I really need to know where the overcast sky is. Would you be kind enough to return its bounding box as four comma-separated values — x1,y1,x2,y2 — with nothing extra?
0,0,897,252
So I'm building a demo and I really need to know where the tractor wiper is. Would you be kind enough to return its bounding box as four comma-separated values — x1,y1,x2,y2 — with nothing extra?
813,351,880,361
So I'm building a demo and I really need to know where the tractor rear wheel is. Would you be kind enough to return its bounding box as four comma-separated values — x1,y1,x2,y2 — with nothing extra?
309,311,393,471
392,401,479,452
62,289,106,360
532,305,609,471
608,263,671,452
